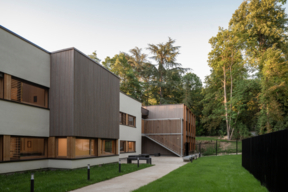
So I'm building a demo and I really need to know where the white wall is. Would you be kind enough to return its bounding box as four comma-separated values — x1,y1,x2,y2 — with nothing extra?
0,100,49,137
0,156,119,174
119,92,142,158
0,27,50,87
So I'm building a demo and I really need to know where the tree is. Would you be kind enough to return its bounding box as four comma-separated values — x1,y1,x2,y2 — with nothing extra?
88,51,101,63
147,37,189,104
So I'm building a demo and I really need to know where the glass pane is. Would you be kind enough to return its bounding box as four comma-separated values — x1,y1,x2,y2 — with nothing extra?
104,140,112,153
58,138,67,157
10,137,45,160
128,141,135,152
120,141,125,152
75,139,90,157
22,82,45,107
90,139,94,155
0,75,3,99
119,113,122,124
128,116,134,126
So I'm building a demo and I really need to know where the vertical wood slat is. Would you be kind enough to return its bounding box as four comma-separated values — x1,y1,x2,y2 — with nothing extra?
3,135,10,161
67,137,75,158
0,136,2,161
48,137,56,158
44,90,49,108
4,74,11,100
115,139,119,155
126,114,129,126
0,76,3,99
98,139,102,156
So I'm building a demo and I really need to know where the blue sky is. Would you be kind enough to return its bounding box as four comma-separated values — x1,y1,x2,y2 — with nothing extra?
1,0,288,83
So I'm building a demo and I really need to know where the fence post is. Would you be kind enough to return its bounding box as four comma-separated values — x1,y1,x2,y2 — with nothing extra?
216,140,217,156
236,140,238,155
199,143,201,157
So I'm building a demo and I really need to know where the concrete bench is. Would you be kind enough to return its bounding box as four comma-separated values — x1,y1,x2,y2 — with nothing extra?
183,154,199,162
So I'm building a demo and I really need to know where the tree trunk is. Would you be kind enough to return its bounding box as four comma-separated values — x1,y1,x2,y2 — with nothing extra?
223,66,230,139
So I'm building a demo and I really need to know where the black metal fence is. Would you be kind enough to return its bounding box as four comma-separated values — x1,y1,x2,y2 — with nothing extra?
193,140,241,156
242,129,288,192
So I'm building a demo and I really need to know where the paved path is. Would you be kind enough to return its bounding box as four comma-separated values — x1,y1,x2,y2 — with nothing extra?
73,156,187,192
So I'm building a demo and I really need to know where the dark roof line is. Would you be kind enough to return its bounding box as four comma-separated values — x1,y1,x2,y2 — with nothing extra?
0,25,50,54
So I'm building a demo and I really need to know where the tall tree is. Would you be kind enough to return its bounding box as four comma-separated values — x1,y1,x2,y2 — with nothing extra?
147,37,189,104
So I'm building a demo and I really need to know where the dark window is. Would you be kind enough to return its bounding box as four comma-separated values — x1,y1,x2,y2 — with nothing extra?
11,78,48,108
128,115,135,127
0,73,3,99
119,112,126,125
120,141,125,152
10,137,46,160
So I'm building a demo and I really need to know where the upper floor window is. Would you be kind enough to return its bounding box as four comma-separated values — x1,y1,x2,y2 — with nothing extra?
119,112,126,125
0,72,3,99
11,77,48,108
128,115,135,127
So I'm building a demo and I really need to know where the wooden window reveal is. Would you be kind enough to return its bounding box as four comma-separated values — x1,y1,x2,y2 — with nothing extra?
119,112,126,125
11,77,48,108
120,141,125,153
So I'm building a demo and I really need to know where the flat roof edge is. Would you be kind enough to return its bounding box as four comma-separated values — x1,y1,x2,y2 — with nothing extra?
0,25,50,54
120,91,142,103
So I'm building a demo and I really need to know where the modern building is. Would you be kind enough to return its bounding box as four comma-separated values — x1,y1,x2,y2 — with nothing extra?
142,104,196,157
0,25,119,174
119,92,142,158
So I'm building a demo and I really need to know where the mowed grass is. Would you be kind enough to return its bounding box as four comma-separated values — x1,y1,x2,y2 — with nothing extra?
0,163,152,192
134,155,267,192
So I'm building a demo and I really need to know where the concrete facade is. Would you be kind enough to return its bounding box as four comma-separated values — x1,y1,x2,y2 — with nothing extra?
119,92,142,158
0,27,50,87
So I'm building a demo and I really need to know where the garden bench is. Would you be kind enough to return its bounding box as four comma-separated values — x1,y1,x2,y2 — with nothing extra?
183,154,199,162
127,155,152,164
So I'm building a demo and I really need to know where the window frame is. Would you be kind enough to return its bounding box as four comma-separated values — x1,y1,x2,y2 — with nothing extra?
75,138,96,158
128,115,136,127
120,140,136,153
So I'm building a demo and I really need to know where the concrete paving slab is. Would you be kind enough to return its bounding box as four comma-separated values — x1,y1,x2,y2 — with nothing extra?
72,156,187,192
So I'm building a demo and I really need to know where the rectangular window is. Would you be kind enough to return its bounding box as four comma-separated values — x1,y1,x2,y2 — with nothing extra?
57,138,67,157
101,140,115,155
75,139,95,157
10,137,46,160
120,141,125,153
0,72,3,99
11,77,48,108
128,115,135,127
119,112,126,125
128,141,135,152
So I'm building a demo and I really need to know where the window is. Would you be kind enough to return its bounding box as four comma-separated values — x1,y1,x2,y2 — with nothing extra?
10,137,46,160
0,72,3,99
101,140,115,155
75,139,95,157
128,141,135,152
128,115,135,127
120,141,125,153
57,138,67,157
119,112,126,125
11,77,48,108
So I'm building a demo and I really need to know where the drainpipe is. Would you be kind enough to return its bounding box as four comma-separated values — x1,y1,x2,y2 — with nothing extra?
181,118,183,157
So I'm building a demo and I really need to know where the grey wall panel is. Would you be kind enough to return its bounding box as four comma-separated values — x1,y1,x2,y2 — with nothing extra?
74,50,119,139
143,104,184,119
0,27,50,87
50,50,74,136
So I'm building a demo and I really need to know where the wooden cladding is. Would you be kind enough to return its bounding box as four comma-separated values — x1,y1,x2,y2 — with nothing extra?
48,137,56,158
4,74,11,100
3,135,10,161
143,119,182,134
183,105,196,152
50,49,119,139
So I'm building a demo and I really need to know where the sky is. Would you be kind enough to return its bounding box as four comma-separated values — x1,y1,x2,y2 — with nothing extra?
1,0,288,83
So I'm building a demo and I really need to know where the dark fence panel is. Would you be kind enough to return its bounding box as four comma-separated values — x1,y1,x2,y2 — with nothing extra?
242,129,288,192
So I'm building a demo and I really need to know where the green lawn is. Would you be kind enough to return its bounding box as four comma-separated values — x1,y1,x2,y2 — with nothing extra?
0,163,152,192
196,136,228,142
134,155,267,192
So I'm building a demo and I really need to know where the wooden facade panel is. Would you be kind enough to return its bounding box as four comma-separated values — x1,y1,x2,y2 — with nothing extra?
3,74,11,100
143,104,184,119
74,50,119,139
50,49,74,136
143,119,181,134
3,135,10,161
142,137,177,156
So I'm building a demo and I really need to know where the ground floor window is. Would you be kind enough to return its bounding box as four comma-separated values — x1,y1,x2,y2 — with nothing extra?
75,138,95,157
10,137,46,160
100,140,116,155
57,138,67,157
120,140,136,153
